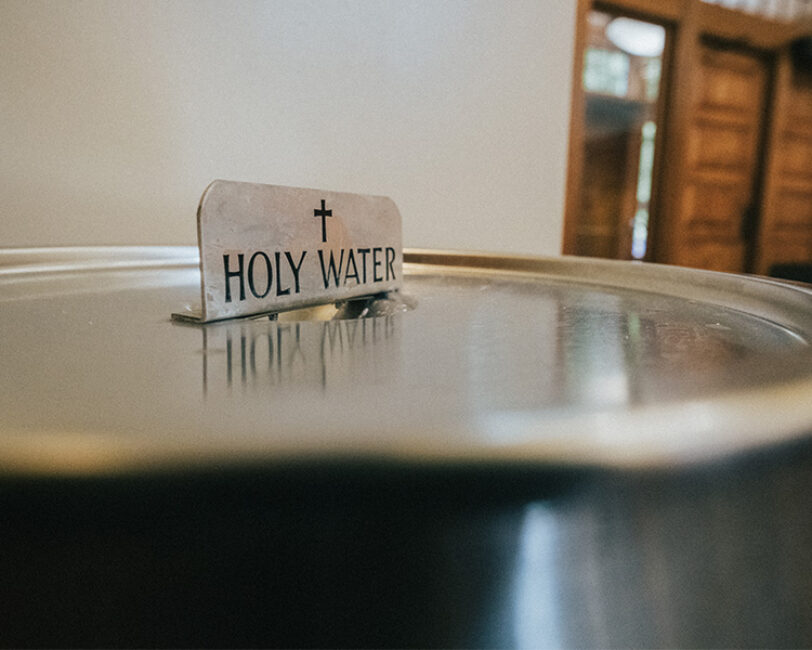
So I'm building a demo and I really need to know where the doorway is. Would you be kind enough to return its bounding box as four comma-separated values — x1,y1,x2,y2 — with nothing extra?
568,8,668,262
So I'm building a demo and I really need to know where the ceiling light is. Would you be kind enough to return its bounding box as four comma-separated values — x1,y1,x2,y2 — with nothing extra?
606,17,665,58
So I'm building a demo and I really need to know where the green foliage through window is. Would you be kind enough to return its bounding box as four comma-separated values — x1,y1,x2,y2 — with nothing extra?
583,48,630,97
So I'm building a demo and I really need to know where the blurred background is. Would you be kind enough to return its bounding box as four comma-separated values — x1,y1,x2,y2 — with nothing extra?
565,0,811,278
1,0,810,276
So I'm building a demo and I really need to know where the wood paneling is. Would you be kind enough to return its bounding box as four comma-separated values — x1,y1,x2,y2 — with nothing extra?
696,50,765,116
780,135,812,179
774,190,812,231
755,55,812,275
675,239,745,272
668,42,768,272
685,121,751,170
682,178,745,233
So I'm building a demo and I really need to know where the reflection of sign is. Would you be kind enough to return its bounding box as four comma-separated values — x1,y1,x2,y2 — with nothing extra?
201,315,400,394
174,180,402,323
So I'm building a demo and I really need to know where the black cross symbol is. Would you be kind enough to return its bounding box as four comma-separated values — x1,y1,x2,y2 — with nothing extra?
314,199,332,243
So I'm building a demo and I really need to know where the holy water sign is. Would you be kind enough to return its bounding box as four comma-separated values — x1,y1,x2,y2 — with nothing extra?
173,180,403,323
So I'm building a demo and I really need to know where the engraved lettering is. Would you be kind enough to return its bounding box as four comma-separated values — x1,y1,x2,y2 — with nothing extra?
386,246,396,281
357,248,370,284
344,249,360,285
286,250,307,294
223,253,245,303
247,251,272,299
274,251,290,296
373,247,383,282
318,249,345,288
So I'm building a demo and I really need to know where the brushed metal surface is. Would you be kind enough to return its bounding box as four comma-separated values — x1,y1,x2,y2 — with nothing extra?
182,180,403,322
0,246,810,472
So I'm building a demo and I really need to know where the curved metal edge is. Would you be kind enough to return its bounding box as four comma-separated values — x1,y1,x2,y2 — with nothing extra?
0,246,200,276
404,249,812,341
0,377,810,476
0,248,809,475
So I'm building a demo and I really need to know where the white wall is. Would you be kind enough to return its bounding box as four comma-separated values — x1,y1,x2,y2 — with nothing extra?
0,0,575,255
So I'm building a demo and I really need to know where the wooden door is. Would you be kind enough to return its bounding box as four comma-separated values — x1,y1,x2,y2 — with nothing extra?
668,42,769,273
754,56,812,276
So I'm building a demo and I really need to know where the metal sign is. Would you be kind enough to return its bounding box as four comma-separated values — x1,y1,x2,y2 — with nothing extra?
173,180,402,323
